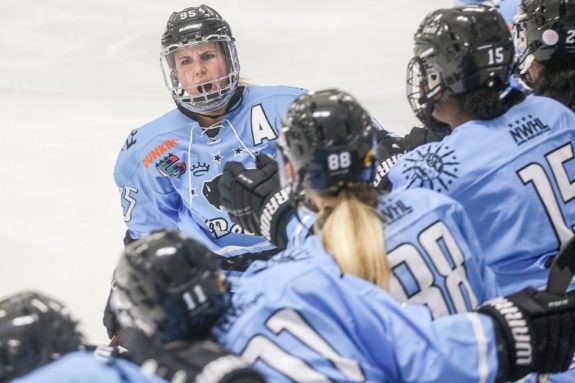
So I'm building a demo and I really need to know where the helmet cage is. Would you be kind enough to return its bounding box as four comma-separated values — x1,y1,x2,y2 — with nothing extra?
406,54,444,125
407,5,514,124
512,0,575,75
160,38,240,114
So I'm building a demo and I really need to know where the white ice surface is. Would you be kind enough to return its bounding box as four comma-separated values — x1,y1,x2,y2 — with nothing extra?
0,0,452,344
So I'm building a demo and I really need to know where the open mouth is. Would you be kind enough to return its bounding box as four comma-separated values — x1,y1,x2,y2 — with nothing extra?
197,83,213,93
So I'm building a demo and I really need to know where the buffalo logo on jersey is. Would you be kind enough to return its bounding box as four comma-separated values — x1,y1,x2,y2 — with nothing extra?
399,143,460,192
507,115,551,146
203,174,223,210
156,153,186,178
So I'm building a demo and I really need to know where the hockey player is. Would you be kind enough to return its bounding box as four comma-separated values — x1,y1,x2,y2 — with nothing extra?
103,92,575,382
2,242,260,383
213,89,575,383
0,291,84,381
108,3,304,342
218,89,500,318
113,4,304,261
513,0,575,111
386,4,575,295
108,230,265,383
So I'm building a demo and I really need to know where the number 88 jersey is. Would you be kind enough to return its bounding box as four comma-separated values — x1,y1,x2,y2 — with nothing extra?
381,188,499,318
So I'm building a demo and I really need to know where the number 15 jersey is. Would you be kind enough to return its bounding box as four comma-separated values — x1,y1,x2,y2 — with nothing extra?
388,94,575,295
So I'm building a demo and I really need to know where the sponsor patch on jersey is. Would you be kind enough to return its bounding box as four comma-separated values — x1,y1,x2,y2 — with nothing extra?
142,138,177,168
156,153,186,178
399,143,460,192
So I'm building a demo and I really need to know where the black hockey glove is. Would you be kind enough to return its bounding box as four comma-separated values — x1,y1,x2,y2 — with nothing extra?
403,117,451,152
477,287,575,382
119,327,264,383
103,278,119,341
219,153,294,248
373,130,406,192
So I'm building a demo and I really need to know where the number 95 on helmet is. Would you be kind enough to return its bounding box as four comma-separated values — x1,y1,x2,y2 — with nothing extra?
159,5,241,114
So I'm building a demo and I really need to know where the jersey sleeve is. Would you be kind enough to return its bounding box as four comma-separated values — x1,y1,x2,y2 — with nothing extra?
282,209,316,249
114,132,181,239
355,286,499,383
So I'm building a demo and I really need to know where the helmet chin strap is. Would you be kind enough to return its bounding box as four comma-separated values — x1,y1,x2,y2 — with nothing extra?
177,86,244,123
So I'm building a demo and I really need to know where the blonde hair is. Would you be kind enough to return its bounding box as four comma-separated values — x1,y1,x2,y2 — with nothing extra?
314,186,390,290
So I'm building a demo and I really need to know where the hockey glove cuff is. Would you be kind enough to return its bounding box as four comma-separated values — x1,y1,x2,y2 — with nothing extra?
477,287,575,382
373,130,405,192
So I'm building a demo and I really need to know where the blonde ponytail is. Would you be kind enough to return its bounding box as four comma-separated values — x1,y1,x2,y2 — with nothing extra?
315,187,390,290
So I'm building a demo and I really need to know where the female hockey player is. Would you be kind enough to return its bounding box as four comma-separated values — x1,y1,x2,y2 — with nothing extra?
107,89,575,381
217,88,500,319
387,4,575,297
107,3,304,342
513,0,575,111
113,4,304,263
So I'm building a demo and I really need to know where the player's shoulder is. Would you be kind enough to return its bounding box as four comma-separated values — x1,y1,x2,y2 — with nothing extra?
241,84,306,104
115,109,193,171
236,237,338,298
124,108,191,150
500,94,575,136
380,188,462,230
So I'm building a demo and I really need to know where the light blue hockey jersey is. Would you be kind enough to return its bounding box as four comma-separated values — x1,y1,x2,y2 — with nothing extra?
454,0,519,25
283,188,499,317
114,85,304,262
388,95,575,295
214,235,499,383
13,351,167,383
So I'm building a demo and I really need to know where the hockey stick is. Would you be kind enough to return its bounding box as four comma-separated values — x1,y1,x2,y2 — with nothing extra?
546,236,575,294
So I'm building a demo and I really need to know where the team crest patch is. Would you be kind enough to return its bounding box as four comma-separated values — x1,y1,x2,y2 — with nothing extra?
400,143,460,192
156,153,186,178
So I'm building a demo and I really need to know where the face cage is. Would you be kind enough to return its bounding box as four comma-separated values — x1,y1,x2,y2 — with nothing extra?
406,56,442,125
160,38,240,114
512,13,535,75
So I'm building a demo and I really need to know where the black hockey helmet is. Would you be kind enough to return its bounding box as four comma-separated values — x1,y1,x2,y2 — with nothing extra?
513,0,575,75
111,230,226,343
0,291,83,381
160,5,240,114
277,89,376,196
406,4,514,125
